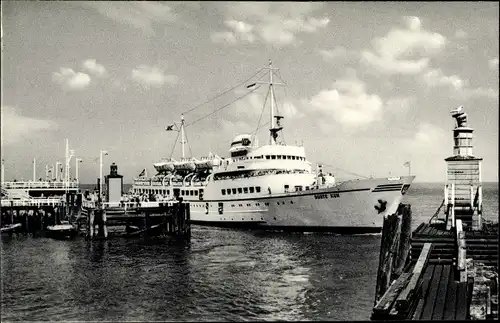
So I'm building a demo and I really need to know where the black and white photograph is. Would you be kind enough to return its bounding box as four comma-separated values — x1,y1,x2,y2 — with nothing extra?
1,1,498,321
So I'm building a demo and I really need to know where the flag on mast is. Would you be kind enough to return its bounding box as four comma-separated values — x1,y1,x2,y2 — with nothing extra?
138,168,147,177
404,161,410,167
165,124,175,131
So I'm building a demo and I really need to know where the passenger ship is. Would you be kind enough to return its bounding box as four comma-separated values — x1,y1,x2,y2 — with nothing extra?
132,61,415,233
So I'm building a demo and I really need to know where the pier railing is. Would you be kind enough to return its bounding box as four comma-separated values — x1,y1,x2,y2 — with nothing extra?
0,198,63,207
82,200,179,210
1,181,79,189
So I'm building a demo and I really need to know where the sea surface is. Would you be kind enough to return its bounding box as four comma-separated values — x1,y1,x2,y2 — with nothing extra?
1,183,498,321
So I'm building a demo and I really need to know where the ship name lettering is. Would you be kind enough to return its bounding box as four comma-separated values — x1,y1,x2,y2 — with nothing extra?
330,193,340,198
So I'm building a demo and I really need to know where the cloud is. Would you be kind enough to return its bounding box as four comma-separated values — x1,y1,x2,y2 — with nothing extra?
52,67,91,90
421,68,498,100
489,57,499,70
212,3,329,46
404,123,446,153
307,78,384,129
422,68,465,90
79,2,177,36
454,29,468,39
318,46,356,62
131,65,178,88
361,16,446,75
461,87,499,100
386,96,415,113
211,20,255,44
82,59,106,77
1,105,58,146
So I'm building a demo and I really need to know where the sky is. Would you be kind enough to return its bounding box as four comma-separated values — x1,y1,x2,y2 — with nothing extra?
1,1,498,184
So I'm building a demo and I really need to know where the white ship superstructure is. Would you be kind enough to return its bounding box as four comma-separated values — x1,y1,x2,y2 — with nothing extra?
132,61,414,233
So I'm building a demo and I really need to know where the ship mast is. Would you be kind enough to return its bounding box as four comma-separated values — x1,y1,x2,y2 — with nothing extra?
181,114,185,158
255,59,285,145
269,60,275,145
166,114,188,159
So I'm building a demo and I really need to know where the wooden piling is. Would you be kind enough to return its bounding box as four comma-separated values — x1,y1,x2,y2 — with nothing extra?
394,204,412,278
375,207,403,304
102,210,108,239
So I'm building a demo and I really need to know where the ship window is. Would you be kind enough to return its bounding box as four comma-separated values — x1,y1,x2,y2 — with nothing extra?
247,203,251,206
256,186,261,193
265,202,269,206
226,189,231,195
181,190,185,195
284,184,289,193
231,204,235,207
277,155,282,159
292,156,296,160
221,189,226,195
239,204,243,207
305,186,310,190
249,187,255,193
243,187,248,193
271,155,276,159
238,187,243,194
295,185,303,191
266,155,270,159
232,188,237,194
194,190,198,196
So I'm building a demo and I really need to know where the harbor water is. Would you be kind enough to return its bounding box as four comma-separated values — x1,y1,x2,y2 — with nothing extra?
1,182,498,321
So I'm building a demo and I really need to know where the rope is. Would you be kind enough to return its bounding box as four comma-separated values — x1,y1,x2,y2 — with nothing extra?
168,130,181,160
181,68,266,116
252,85,271,140
185,84,263,127
183,131,194,157
428,199,445,224
319,163,370,179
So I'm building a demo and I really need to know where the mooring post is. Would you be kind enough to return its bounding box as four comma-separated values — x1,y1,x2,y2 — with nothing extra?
186,202,191,239
24,211,29,235
102,209,108,239
10,200,14,224
89,210,95,240
394,205,412,277
144,212,150,237
374,209,403,305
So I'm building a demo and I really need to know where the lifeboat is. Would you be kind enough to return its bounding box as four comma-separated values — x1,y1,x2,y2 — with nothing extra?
153,159,176,172
174,158,197,171
195,158,212,169
195,155,221,170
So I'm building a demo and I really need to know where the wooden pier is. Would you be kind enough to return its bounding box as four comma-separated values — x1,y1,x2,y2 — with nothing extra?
371,204,498,321
79,200,191,240
0,196,80,235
